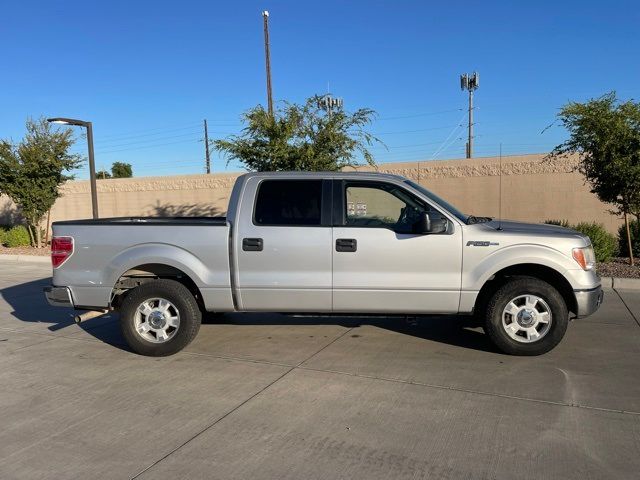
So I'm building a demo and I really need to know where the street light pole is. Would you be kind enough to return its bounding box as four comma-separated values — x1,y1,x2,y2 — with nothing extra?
85,122,99,218
47,117,99,218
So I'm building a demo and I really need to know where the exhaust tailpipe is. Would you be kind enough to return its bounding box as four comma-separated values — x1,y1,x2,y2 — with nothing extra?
74,309,109,324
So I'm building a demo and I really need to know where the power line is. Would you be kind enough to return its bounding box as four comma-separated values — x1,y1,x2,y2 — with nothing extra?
376,107,464,121
429,111,468,159
97,121,203,140
95,121,240,142
93,131,203,149
371,125,458,135
372,144,466,161
379,139,461,149
72,159,205,171
94,126,202,145
97,138,202,155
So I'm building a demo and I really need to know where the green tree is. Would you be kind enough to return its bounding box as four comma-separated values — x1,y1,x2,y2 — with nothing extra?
111,161,133,178
0,118,82,247
96,169,112,179
548,92,640,265
213,95,382,171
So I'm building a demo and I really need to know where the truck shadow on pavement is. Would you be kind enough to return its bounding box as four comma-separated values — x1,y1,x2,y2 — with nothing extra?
0,277,128,348
203,312,496,353
1,277,496,354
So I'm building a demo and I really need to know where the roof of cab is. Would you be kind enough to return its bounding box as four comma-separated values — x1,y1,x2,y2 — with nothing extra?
238,171,407,181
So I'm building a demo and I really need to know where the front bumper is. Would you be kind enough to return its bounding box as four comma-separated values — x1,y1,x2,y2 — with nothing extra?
573,285,604,318
44,286,74,307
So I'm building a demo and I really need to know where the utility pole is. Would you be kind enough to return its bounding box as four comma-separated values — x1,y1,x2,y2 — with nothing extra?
460,72,479,158
204,119,211,174
262,11,274,116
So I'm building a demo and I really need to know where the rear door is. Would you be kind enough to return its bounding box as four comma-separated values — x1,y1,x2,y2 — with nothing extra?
234,177,333,311
332,179,463,313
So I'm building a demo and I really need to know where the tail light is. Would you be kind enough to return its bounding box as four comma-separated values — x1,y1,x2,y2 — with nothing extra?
51,236,74,268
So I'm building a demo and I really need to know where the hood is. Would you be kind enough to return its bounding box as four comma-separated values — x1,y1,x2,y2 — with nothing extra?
484,219,585,238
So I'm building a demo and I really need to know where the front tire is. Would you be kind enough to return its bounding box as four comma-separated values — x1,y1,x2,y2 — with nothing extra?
120,279,201,356
484,277,568,356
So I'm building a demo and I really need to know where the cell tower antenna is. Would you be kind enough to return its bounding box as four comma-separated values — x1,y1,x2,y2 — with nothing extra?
459,71,479,158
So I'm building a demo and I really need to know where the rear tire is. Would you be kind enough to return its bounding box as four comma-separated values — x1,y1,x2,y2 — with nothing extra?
120,279,201,356
483,277,568,356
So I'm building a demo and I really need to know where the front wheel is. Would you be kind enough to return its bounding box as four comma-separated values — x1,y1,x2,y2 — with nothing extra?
483,278,569,356
120,279,202,356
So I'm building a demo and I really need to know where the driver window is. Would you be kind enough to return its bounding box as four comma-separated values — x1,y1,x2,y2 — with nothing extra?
345,183,429,233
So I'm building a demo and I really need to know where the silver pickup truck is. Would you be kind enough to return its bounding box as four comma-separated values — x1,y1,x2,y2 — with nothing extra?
45,171,603,356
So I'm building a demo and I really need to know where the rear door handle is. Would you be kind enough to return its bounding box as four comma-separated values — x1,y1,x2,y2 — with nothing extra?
242,238,263,252
336,238,357,252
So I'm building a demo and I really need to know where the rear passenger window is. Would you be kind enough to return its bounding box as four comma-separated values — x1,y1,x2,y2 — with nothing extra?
254,180,322,226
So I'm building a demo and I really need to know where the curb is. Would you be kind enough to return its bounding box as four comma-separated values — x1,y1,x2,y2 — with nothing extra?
601,276,640,290
612,277,640,290
600,277,613,288
0,254,50,264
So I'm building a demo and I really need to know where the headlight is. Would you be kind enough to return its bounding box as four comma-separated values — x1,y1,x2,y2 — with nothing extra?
572,245,596,270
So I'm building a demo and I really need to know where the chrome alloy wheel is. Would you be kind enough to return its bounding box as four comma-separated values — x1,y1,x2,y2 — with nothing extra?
133,297,180,343
501,294,552,343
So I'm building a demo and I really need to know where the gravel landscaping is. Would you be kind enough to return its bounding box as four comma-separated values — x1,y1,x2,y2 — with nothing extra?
597,257,640,279
0,246,50,256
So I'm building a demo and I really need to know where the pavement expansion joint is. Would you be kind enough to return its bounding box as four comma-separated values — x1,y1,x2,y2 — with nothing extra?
296,365,640,417
615,289,640,328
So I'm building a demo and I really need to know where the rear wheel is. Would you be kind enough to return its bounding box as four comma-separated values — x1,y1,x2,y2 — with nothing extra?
120,279,201,356
483,277,568,355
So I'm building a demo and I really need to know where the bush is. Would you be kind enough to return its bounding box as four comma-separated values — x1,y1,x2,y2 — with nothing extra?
572,222,618,262
0,228,6,246
4,225,32,247
544,219,571,228
618,217,640,258
544,220,618,262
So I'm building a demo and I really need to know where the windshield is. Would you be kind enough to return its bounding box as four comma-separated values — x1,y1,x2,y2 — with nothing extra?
404,180,468,223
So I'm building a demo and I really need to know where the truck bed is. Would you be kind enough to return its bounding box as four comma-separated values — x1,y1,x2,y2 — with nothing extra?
51,217,233,311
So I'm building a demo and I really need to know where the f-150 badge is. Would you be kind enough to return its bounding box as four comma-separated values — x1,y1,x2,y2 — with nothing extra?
466,241,499,247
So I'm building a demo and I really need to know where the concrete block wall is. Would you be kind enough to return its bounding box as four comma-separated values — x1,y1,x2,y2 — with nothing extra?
0,153,624,234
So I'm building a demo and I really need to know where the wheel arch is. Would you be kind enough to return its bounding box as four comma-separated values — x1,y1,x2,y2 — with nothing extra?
473,263,577,318
111,263,204,311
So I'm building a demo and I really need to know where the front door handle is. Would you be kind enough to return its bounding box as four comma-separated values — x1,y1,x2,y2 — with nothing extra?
242,238,263,252
336,238,357,252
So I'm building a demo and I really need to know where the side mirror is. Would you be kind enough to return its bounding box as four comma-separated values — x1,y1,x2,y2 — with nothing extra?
417,212,448,234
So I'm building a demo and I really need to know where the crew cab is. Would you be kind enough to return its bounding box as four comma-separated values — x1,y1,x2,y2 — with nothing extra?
44,172,603,356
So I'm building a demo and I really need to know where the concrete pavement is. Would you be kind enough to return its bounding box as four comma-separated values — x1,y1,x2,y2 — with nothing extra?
0,260,639,479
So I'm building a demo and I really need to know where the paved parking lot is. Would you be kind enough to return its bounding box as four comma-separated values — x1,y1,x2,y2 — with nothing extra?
0,259,639,479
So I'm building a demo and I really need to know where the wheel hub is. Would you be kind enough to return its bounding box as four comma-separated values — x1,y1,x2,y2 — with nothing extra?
516,308,536,327
148,311,166,329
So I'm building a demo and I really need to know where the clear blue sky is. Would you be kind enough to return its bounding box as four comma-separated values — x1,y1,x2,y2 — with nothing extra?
1,0,639,179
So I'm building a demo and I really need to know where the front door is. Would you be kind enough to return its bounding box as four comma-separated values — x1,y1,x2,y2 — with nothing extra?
235,177,333,311
332,180,462,313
